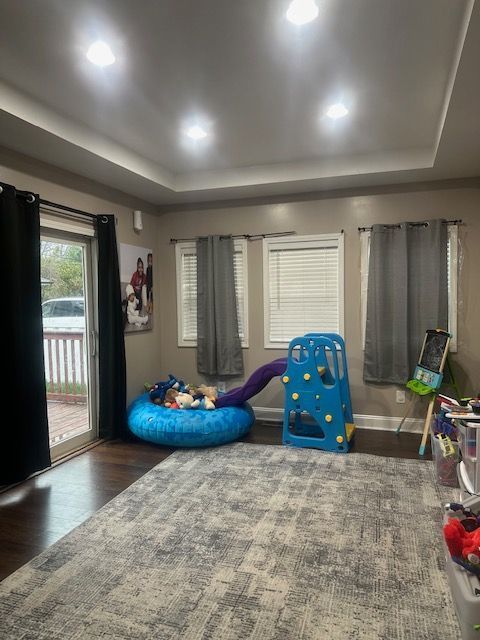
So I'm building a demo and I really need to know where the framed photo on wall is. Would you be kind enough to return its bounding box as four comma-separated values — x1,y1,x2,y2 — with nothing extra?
119,243,153,333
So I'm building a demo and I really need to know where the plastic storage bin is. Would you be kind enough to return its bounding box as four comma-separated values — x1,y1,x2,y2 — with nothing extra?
456,420,480,494
431,430,459,487
458,463,475,501
444,537,480,640
443,495,480,640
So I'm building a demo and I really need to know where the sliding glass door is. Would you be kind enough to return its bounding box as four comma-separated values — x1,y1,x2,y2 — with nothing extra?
40,230,98,459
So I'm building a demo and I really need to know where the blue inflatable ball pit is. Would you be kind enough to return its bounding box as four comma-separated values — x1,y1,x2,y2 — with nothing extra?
127,393,255,447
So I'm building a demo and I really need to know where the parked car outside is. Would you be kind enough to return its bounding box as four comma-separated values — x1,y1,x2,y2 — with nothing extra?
42,297,85,332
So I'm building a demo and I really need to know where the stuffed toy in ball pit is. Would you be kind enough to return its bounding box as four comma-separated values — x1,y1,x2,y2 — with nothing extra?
145,375,219,410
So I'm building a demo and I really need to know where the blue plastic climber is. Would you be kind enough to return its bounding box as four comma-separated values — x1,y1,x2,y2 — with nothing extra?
281,333,356,453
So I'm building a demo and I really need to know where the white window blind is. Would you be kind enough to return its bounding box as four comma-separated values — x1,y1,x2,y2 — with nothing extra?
447,225,458,351
180,250,198,342
360,225,458,351
40,209,95,237
175,239,248,347
233,249,246,340
263,234,344,348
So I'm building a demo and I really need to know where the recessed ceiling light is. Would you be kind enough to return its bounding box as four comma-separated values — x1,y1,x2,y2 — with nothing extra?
325,103,349,119
86,41,115,67
185,125,208,140
286,0,319,25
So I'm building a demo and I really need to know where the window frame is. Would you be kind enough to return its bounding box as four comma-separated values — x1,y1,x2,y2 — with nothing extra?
175,239,249,348
262,233,345,349
360,225,458,352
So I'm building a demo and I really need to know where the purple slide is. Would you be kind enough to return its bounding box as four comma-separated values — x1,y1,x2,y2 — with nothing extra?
216,359,287,408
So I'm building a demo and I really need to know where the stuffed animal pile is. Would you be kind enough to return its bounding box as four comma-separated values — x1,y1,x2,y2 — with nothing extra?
443,502,480,575
145,375,218,410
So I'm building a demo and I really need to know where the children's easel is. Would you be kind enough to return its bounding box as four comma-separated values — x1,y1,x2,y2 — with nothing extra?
396,329,451,456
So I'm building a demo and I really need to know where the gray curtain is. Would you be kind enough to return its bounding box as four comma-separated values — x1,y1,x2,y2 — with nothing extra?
197,235,244,376
363,219,448,384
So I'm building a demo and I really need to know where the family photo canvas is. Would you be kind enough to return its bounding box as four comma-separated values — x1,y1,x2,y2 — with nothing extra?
119,243,153,333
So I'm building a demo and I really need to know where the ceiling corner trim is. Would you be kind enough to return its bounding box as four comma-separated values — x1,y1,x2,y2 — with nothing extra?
0,79,176,191
174,148,434,193
431,0,476,162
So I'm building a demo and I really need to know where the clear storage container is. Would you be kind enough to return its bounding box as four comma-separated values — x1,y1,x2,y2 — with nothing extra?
443,495,480,640
430,430,459,487
456,420,480,494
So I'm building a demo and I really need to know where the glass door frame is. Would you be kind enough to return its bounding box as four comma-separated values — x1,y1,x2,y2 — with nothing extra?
40,227,99,460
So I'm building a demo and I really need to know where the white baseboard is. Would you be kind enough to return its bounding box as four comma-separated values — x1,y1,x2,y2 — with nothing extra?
252,406,424,434
353,414,423,434
250,407,284,424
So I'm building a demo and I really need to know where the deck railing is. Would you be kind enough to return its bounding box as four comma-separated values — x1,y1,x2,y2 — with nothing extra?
43,331,87,403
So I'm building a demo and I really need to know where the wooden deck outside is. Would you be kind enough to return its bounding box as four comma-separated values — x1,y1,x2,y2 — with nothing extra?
47,401,89,446
44,332,87,403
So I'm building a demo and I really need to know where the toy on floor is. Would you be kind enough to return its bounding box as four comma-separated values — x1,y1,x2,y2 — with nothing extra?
146,375,188,405
174,392,196,409
127,393,254,447
396,329,453,456
130,376,249,446
218,333,355,453
136,333,355,453
216,359,287,407
196,385,217,410
281,333,355,453
145,376,219,410
164,388,179,407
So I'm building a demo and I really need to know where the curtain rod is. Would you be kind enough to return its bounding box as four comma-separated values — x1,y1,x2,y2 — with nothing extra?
169,231,296,244
0,185,100,220
358,219,462,232
40,199,99,220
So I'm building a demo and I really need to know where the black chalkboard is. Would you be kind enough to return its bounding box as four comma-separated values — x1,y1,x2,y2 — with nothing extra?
418,330,450,373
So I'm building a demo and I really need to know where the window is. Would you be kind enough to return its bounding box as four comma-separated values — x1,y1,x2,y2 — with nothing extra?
263,234,344,348
175,240,248,347
360,225,458,351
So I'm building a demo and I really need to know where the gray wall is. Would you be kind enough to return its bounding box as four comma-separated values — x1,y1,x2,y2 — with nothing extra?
0,148,162,403
2,145,478,419
157,185,480,419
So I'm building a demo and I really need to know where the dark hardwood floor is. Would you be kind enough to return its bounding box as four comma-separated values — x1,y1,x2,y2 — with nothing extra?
0,423,430,581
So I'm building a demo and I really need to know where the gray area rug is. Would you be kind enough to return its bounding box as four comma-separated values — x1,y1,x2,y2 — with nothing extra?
0,443,459,640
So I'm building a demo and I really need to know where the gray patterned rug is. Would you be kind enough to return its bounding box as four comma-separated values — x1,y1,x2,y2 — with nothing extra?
0,443,460,640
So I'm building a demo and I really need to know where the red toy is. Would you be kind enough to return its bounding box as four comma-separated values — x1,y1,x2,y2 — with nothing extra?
443,517,480,565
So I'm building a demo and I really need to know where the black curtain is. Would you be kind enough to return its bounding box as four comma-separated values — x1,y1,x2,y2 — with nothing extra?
1,183,51,485
97,215,127,439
